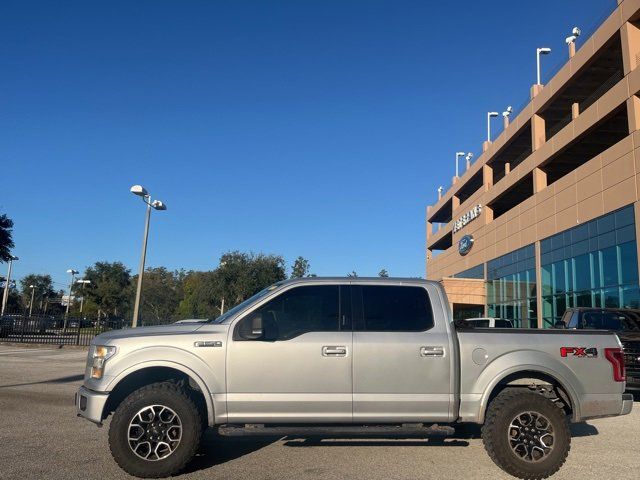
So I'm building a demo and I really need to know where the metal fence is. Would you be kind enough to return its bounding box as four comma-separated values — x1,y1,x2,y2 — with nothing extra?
0,312,127,346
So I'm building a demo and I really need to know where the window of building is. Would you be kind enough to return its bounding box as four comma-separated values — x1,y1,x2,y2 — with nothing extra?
540,205,639,327
487,244,537,328
358,286,434,332
452,264,484,279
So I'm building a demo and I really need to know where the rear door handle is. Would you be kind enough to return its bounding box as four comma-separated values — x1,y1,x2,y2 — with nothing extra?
322,346,347,357
420,346,445,357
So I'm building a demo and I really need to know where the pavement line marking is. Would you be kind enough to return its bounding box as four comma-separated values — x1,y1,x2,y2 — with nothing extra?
0,349,61,355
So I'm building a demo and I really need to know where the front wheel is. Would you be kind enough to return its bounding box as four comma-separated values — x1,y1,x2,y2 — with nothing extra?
108,382,203,478
482,388,571,480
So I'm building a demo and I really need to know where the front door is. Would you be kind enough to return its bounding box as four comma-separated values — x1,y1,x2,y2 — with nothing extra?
352,284,453,422
226,284,352,423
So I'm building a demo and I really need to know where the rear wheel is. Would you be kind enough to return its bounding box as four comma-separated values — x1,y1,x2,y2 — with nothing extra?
482,388,570,479
108,382,202,478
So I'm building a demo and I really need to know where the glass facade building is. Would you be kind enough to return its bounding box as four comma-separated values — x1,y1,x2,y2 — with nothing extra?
487,244,537,328
451,264,484,279
540,205,639,328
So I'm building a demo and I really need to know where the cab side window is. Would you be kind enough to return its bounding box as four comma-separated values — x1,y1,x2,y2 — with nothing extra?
237,285,341,341
357,286,433,332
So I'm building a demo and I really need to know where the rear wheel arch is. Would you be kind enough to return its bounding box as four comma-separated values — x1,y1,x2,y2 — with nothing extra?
481,369,578,423
103,364,213,427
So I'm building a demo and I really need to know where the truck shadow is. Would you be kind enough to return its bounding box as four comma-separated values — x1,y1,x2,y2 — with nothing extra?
0,374,84,388
454,422,598,439
182,431,278,474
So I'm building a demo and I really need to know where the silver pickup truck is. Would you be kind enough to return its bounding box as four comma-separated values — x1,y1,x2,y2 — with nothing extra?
75,278,633,479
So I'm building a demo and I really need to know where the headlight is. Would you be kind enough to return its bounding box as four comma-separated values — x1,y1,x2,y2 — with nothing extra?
89,345,116,379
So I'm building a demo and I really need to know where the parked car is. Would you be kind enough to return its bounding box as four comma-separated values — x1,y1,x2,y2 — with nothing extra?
76,278,632,479
465,317,514,328
556,307,640,390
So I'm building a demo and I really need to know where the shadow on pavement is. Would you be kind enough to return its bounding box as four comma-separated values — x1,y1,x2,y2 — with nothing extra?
283,437,469,447
0,374,84,389
182,430,278,474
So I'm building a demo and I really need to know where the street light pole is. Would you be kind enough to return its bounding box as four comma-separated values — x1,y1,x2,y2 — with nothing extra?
29,285,35,317
76,279,91,315
455,152,466,178
536,47,552,85
130,185,167,328
132,201,151,328
63,269,79,333
487,112,499,142
1,255,18,316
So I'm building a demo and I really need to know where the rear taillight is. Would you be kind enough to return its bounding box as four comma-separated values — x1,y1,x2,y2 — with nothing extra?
604,348,626,382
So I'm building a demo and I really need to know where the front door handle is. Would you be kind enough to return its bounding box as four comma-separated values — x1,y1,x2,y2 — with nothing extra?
420,346,445,357
322,346,347,357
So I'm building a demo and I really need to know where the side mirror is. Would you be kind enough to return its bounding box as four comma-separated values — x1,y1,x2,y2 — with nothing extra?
554,321,566,329
240,313,263,340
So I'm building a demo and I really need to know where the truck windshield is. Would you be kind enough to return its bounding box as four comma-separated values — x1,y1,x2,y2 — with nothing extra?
209,286,277,324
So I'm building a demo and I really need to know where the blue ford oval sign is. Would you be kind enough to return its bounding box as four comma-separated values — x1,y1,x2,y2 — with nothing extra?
458,234,474,256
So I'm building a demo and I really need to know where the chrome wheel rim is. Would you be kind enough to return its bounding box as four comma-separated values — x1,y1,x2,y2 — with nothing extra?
128,405,182,461
507,411,555,463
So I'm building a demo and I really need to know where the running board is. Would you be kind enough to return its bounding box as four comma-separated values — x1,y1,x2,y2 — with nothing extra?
218,423,455,437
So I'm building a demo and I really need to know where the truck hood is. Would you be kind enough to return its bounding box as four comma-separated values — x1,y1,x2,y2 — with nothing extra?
93,323,207,343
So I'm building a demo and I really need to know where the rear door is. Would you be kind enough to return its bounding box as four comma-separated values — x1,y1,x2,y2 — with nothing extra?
352,284,453,422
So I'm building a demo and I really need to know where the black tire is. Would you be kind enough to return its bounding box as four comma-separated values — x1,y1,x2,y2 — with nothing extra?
482,388,571,480
108,382,202,478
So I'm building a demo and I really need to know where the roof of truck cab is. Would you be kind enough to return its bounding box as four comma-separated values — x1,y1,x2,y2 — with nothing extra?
274,277,435,286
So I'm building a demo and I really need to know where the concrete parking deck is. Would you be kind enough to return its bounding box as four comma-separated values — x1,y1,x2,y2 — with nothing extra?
0,344,638,479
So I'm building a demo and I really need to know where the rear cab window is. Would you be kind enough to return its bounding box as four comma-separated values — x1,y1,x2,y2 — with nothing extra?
353,285,434,332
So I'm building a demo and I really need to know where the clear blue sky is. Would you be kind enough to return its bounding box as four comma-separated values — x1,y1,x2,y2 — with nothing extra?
0,0,615,290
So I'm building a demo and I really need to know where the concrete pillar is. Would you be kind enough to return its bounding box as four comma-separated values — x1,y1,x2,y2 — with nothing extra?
505,163,511,176
452,195,460,212
621,21,640,75
571,102,579,120
503,116,510,130
627,95,640,133
533,167,547,193
482,141,491,152
534,240,543,329
484,205,494,224
531,114,546,151
530,84,544,100
483,164,493,190
568,42,576,58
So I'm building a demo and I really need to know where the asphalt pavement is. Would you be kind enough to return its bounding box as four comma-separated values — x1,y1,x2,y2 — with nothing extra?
0,344,638,480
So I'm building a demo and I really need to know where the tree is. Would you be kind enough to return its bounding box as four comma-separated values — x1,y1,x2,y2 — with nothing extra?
83,262,132,318
136,267,184,324
176,271,220,319
216,251,286,306
378,269,389,278
19,274,55,311
0,213,15,262
291,256,311,278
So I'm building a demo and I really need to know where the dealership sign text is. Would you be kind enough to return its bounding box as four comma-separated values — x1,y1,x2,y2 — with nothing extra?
453,204,482,233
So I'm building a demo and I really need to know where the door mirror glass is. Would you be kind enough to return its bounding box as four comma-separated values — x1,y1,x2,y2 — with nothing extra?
239,313,263,340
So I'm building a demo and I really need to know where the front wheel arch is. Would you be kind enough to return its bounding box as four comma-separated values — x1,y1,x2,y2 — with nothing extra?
103,364,213,427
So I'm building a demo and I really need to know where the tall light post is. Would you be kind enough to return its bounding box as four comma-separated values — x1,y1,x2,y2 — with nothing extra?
28,285,36,317
1,255,18,316
130,185,167,328
455,152,466,178
487,112,499,142
536,47,552,85
76,279,91,315
465,152,474,171
62,269,78,334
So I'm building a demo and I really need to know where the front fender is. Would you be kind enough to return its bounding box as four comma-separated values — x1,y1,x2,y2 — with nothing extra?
101,346,224,426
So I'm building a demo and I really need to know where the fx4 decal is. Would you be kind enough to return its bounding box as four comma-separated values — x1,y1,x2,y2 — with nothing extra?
560,347,598,358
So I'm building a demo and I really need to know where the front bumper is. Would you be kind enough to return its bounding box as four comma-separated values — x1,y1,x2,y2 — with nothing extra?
621,393,634,416
75,385,109,425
